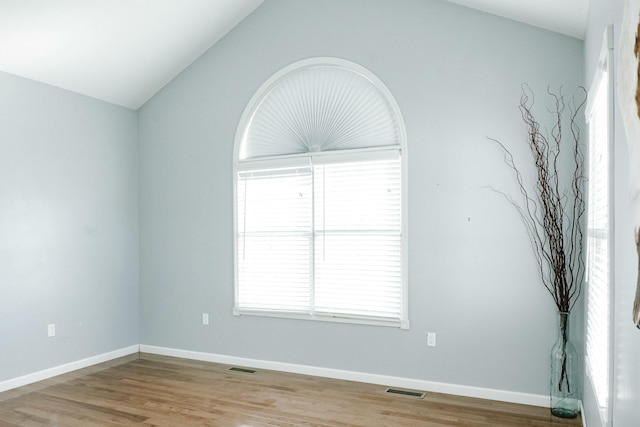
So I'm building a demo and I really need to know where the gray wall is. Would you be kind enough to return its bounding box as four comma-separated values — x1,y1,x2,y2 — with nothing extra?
0,71,139,382
138,0,584,397
583,0,640,426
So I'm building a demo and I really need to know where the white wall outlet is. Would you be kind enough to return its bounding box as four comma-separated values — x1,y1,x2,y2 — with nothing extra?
48,323,56,337
427,332,436,347
202,313,209,325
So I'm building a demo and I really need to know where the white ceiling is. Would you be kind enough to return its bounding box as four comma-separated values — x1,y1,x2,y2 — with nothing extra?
0,0,588,110
444,0,590,40
0,0,264,109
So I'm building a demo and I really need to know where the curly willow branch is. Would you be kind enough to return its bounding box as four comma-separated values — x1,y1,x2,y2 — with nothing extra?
488,84,587,313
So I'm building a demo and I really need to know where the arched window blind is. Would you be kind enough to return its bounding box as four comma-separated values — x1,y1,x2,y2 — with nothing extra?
238,59,403,160
233,58,408,328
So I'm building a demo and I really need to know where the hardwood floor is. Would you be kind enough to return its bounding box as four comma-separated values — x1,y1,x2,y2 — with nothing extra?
0,353,582,426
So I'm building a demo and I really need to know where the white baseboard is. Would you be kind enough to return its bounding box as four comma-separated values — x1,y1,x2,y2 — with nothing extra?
140,344,550,408
0,343,570,411
0,345,139,393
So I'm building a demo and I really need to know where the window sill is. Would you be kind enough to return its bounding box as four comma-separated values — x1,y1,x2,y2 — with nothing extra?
233,308,410,330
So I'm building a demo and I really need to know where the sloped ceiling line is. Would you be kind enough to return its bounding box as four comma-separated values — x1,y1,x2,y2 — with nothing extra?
0,0,587,109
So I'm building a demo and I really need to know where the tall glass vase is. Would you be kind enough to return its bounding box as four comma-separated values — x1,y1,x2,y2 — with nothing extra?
550,311,579,418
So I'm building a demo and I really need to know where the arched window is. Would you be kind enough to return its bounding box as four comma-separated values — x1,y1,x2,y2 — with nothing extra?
233,57,408,328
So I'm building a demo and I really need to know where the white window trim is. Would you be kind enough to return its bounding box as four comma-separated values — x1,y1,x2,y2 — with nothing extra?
232,58,409,329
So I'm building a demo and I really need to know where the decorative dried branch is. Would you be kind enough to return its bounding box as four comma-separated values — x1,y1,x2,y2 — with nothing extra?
488,84,587,314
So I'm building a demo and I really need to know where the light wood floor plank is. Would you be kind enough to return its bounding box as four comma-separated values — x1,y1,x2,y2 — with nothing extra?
0,353,582,426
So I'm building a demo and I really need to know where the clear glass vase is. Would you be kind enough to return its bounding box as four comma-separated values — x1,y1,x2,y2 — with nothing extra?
550,311,579,418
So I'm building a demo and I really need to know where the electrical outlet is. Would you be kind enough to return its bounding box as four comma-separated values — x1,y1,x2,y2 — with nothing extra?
202,313,209,325
427,332,436,347
48,323,56,338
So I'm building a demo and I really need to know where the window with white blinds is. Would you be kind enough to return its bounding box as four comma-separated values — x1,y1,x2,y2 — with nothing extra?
236,151,403,325
233,58,408,328
585,29,612,425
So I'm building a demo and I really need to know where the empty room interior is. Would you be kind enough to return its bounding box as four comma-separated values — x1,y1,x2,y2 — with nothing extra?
1,0,639,426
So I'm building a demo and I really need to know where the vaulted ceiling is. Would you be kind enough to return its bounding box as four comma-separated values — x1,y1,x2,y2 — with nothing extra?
0,0,265,109
444,0,589,40
0,0,589,110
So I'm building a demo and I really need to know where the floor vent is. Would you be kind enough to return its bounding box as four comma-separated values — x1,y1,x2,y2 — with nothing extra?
228,367,258,374
385,388,426,399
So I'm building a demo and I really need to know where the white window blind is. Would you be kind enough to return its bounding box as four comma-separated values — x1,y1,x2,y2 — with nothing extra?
235,151,405,326
236,161,313,312
585,29,612,424
238,61,402,160
313,154,402,320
